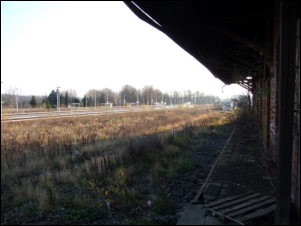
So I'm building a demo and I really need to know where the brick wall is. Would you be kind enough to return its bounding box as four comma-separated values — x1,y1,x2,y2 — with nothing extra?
253,3,300,217
269,2,280,159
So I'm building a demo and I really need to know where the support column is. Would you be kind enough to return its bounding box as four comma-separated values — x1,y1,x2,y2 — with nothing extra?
275,1,297,224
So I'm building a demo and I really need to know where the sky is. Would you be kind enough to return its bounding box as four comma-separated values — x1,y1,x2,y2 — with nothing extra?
1,1,247,99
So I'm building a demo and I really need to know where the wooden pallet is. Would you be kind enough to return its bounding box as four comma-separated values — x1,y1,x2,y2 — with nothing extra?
203,191,276,225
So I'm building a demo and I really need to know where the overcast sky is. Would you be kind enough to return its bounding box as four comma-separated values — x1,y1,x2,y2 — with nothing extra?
1,1,247,99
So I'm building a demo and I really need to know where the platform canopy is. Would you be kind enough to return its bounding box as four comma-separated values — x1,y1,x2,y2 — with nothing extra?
123,1,272,91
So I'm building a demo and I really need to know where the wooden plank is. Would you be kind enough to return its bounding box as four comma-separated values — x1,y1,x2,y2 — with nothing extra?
228,198,276,218
221,195,271,215
211,193,262,211
204,191,254,208
207,208,245,225
192,127,236,204
240,204,276,223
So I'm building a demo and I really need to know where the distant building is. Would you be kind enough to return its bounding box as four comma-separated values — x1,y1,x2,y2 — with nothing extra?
222,101,233,111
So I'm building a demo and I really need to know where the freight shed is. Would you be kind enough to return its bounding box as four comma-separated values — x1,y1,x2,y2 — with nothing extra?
123,1,300,224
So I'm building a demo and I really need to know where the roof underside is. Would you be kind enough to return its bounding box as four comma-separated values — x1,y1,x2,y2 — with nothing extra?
124,1,272,90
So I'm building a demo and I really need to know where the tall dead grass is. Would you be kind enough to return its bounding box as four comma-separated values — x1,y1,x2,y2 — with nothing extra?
1,106,227,213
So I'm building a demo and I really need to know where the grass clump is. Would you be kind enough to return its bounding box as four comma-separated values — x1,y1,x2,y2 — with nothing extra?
177,155,195,173
173,135,191,148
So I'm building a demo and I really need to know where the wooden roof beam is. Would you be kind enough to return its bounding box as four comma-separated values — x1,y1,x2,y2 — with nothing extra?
225,51,257,69
212,27,271,58
237,82,252,91
209,13,267,25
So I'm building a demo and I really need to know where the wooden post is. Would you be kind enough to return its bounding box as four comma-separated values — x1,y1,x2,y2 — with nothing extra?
275,1,297,225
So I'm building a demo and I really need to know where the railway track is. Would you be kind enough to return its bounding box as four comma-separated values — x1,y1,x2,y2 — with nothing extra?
0,106,176,122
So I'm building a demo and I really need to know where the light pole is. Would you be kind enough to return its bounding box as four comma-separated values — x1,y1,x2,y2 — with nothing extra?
57,87,60,114
15,88,18,113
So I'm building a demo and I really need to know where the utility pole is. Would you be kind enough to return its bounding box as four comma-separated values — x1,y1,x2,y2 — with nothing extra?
15,88,18,113
57,87,60,114
136,92,140,108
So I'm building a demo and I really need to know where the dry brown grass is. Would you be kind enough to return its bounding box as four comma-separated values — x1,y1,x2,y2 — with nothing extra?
1,106,219,160
1,105,228,217
1,106,225,180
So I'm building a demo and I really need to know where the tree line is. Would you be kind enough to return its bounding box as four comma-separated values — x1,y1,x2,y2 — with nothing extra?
3,85,217,108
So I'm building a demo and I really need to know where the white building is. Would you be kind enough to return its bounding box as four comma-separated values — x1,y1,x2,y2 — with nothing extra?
222,101,233,111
